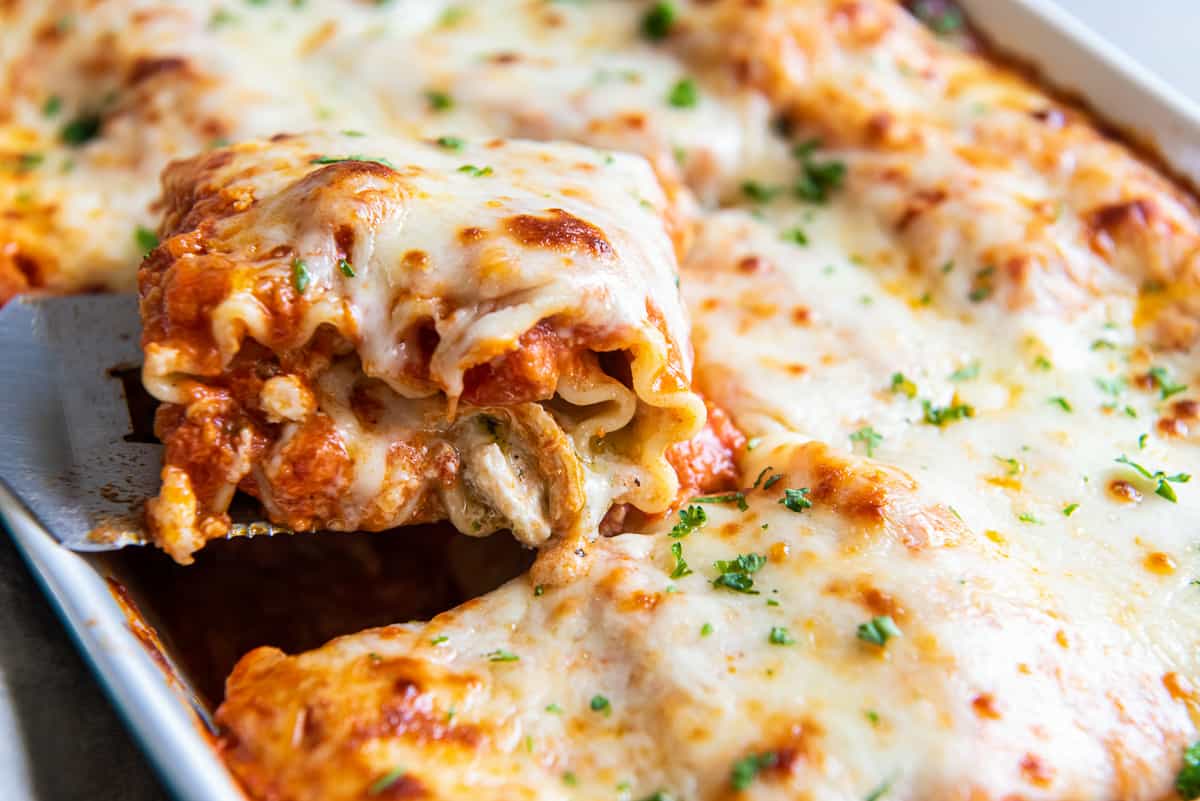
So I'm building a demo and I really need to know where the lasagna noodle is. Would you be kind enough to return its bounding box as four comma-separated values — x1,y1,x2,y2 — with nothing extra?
138,132,705,570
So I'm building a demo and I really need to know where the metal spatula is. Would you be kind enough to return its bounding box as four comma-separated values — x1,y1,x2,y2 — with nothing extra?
0,293,294,553
0,294,160,550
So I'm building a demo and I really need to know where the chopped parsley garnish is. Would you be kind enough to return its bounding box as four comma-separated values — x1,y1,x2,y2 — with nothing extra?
921,399,974,426
730,751,779,790
60,112,102,146
768,626,794,645
1149,366,1188,399
889,372,917,398
792,139,846,204
340,129,366,137
669,505,706,538
430,635,448,645
1139,433,1150,449
782,227,809,246
711,552,766,594
1095,376,1126,397
779,487,812,513
457,164,493,177
1090,338,1117,351
1115,455,1191,502
701,622,713,637
967,266,995,302
368,767,407,795
849,426,882,457
864,778,893,801
1177,741,1200,800
134,226,158,255
333,258,354,278
533,584,545,597
669,541,693,579
865,709,881,725
857,615,901,647
751,466,774,489
291,258,311,293
636,792,674,801
763,473,783,491
1017,512,1041,524
948,362,980,382
42,95,62,117
741,180,782,203
667,78,699,108
1062,503,1079,517
1049,396,1072,412
693,492,749,511
438,5,467,27
909,0,964,35
425,89,454,111
562,772,578,787
486,649,519,662
641,2,676,40
545,703,563,714
589,694,612,715
1033,355,1053,371
746,437,763,450
994,455,1022,476
435,135,465,151
310,154,396,168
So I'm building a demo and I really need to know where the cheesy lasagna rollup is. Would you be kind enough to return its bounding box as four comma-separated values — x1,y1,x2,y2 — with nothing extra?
139,132,705,569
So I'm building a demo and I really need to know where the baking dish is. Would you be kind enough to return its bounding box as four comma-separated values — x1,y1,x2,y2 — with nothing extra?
3,1,1199,799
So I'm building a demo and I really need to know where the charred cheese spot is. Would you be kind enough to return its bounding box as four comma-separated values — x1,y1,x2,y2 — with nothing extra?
503,208,612,258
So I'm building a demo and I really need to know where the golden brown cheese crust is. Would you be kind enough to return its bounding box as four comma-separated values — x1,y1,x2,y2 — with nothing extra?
217,440,1193,801
139,132,706,569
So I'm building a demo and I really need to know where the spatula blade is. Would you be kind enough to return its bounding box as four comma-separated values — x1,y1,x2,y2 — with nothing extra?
0,293,156,550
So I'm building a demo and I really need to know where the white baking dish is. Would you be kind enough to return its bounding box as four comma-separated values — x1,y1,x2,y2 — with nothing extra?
3,2,1198,799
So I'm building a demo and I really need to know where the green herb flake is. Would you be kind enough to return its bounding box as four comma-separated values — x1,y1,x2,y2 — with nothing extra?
782,226,809,246
669,541,693,579
457,164,493,177
948,362,980,382
792,139,846,204
778,487,812,513
746,437,763,451
865,709,881,725
994,455,1022,476
534,584,545,597
864,778,893,801
291,258,311,293
1049,396,1072,412
641,2,676,40
435,135,465,151
562,772,578,787
741,180,782,203
589,694,611,715
310,154,396,168
711,552,767,594
857,615,901,647
669,505,707,538
486,649,520,662
1062,503,1079,517
1017,512,1041,524
763,473,783,491
1149,366,1188,400
889,372,917,398
1033,355,1053,371
693,492,749,511
338,258,355,277
425,89,454,111
42,95,62,117
849,426,883,457
666,78,699,108
430,635,449,645
134,226,158,255
1115,455,1191,503
60,113,102,146
368,766,407,796
700,622,713,637
1177,741,1200,800
768,626,795,646
730,751,779,791
545,703,563,714
921,399,975,426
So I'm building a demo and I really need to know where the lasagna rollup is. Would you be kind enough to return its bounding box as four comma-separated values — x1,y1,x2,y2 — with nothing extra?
139,132,705,570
